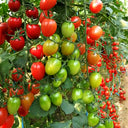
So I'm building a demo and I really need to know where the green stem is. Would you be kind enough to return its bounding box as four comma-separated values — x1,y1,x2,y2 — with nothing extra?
65,0,68,20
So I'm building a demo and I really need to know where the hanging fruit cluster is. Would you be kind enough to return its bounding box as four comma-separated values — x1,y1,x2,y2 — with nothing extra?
0,0,127,127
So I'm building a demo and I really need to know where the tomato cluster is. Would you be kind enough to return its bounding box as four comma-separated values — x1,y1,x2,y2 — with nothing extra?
0,0,127,127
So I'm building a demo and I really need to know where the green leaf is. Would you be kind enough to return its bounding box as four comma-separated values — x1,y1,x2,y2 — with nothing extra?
61,99,74,114
72,114,88,128
62,78,73,89
12,117,19,128
50,120,72,128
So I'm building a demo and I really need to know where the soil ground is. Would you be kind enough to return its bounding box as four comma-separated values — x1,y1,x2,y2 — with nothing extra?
116,65,128,128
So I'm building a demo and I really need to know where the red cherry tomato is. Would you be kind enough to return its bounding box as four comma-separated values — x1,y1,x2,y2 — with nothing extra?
0,108,8,126
28,83,40,95
71,16,81,29
18,106,29,117
8,0,20,12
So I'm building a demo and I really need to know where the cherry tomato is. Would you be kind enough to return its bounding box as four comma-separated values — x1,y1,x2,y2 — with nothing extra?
67,32,77,42
71,16,81,29
87,51,100,65
30,44,44,59
21,92,34,111
89,72,102,88
67,60,80,75
89,26,103,40
41,18,57,37
0,31,5,45
105,120,114,128
28,83,40,95
43,40,58,56
82,90,94,104
18,106,29,117
39,95,51,111
96,123,106,128
77,43,86,55
45,58,61,75
61,22,75,37
0,108,8,126
26,7,38,19
31,62,45,81
83,18,91,26
61,41,75,56
89,0,103,14
7,97,21,115
26,24,40,39
8,0,20,12
72,88,83,101
8,17,22,30
50,34,60,43
0,22,8,34
50,92,62,106
40,0,57,10
71,48,80,59
10,36,25,51
86,102,98,113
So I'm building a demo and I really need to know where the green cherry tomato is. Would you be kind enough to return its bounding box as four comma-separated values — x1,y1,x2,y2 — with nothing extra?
70,48,80,59
82,90,94,104
72,88,83,101
67,60,80,75
39,95,51,111
7,97,21,115
61,41,75,56
56,68,67,83
43,84,52,94
45,58,62,75
61,22,75,37
50,92,62,106
88,113,99,127
105,120,114,128
50,34,60,43
52,80,62,87
52,52,62,60
86,102,98,113
80,80,90,89
96,123,106,128
89,72,102,88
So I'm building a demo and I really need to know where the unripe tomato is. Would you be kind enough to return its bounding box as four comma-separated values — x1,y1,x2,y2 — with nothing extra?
39,95,51,111
72,88,83,101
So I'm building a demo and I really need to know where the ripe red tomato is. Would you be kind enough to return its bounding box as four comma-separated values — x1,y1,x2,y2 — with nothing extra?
71,16,81,29
89,0,103,14
0,115,14,128
10,36,25,51
21,92,34,111
43,40,58,56
28,83,40,95
0,108,8,126
31,62,45,81
87,51,100,65
5,27,14,42
40,0,57,10
30,44,44,59
8,17,22,30
77,43,86,55
83,18,91,26
9,86,24,97
41,19,57,37
39,10,53,23
26,24,40,39
0,22,8,34
87,35,95,45
89,26,103,40
18,106,29,117
26,7,39,19
8,0,20,12
12,68,24,82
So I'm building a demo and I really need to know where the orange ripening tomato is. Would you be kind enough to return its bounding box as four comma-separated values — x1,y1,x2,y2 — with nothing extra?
28,83,40,95
77,43,86,55
67,32,77,42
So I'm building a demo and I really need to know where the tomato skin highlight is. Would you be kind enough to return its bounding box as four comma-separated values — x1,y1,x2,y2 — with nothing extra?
39,95,51,111
89,0,103,14
40,0,57,10
89,26,103,40
41,19,57,37
71,16,81,29
31,62,45,81
10,36,25,51
8,0,20,12
0,108,8,126
7,97,21,115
